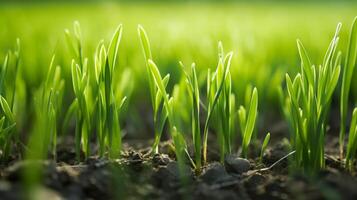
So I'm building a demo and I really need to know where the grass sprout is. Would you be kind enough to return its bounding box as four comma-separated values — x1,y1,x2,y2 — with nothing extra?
181,62,202,168
213,43,236,161
0,96,16,160
340,17,357,159
138,25,170,154
24,55,64,176
37,55,65,158
346,108,357,171
260,132,270,163
147,58,192,179
238,87,258,158
0,39,20,161
203,43,233,164
283,23,342,173
181,42,234,166
95,24,125,159
24,56,65,195
65,22,125,160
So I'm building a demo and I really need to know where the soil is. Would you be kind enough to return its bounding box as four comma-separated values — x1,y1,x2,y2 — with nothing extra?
1,136,357,200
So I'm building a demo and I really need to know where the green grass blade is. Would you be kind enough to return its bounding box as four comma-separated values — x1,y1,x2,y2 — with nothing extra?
137,25,153,61
346,108,357,170
147,59,172,123
297,40,314,86
242,88,258,157
108,24,123,70
260,132,271,162
203,51,233,164
154,74,170,114
138,25,156,112
238,106,246,135
325,65,340,102
62,99,78,134
340,17,357,158
0,96,15,123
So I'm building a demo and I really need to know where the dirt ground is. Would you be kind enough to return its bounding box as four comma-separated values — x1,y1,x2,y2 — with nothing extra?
1,135,357,200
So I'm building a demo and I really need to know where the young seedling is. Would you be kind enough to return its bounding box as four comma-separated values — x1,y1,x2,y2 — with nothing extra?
203,45,233,165
23,56,65,197
71,58,92,160
0,96,16,160
65,22,125,159
65,21,83,66
284,23,341,173
147,59,191,180
0,39,20,161
214,43,236,162
238,87,258,158
138,25,169,154
346,108,357,171
64,21,91,160
260,132,270,163
340,17,357,159
181,62,202,168
94,24,125,159
37,55,65,158
23,57,64,193
171,80,191,133
181,42,233,166
147,60,174,132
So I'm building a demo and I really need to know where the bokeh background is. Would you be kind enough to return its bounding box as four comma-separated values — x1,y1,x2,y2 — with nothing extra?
1,0,356,139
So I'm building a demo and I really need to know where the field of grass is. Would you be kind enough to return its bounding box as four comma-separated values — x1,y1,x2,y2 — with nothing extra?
1,2,357,199
1,3,356,136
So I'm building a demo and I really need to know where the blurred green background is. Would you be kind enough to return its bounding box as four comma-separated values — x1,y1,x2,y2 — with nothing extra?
1,1,356,138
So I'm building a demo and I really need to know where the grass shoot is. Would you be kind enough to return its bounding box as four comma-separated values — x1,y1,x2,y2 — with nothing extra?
138,25,170,155
239,87,258,158
339,17,357,159
260,132,270,163
284,23,341,173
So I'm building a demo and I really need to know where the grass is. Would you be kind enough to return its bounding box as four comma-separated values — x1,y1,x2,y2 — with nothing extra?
202,47,233,164
37,55,65,159
138,25,170,154
0,3,357,190
260,132,270,163
1,4,356,118
283,30,341,172
139,26,258,170
346,108,357,171
210,43,236,162
239,87,258,158
0,39,20,161
0,96,16,160
180,41,235,167
181,61,202,168
342,17,357,171
64,21,126,160
340,17,357,159
0,6,356,150
141,28,259,170
23,55,65,197
65,22,92,159
146,59,191,178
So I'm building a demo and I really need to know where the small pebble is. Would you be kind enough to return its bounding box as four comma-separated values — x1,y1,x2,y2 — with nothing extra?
224,155,251,174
